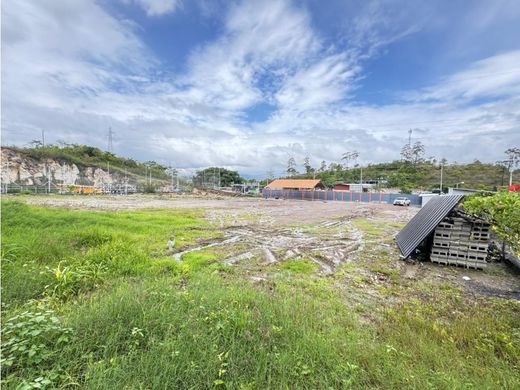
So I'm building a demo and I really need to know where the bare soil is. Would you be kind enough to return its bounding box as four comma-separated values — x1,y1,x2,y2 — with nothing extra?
26,194,416,223
25,194,520,300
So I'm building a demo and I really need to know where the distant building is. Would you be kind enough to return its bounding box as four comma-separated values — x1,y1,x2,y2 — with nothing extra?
419,193,439,207
265,179,326,191
333,183,350,191
333,182,375,192
447,187,494,195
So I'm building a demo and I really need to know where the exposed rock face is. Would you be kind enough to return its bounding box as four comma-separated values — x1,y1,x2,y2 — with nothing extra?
1,147,124,186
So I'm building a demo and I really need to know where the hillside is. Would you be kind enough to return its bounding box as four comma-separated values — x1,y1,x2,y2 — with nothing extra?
276,160,518,192
2,144,517,192
1,144,171,188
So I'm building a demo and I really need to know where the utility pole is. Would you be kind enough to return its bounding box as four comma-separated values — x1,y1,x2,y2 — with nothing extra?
440,162,444,193
360,166,363,185
218,167,221,188
41,129,50,193
107,161,111,193
124,167,128,195
47,165,51,193
171,166,174,192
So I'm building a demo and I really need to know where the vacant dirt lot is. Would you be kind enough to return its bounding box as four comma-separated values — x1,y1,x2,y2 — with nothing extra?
24,194,520,300
26,193,417,224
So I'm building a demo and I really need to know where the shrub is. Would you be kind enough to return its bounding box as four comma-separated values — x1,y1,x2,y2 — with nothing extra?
46,261,107,300
463,191,520,255
1,304,72,376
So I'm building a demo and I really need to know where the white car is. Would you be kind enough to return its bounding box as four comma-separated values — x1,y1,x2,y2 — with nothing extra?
393,197,411,206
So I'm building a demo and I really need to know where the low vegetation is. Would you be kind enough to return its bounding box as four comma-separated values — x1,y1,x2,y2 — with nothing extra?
277,145,519,191
2,201,519,389
279,160,516,192
463,191,520,256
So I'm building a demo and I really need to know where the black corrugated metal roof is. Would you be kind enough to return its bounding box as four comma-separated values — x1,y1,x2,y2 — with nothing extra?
396,195,464,258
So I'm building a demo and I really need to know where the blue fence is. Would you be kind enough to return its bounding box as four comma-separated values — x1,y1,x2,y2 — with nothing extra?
262,189,421,206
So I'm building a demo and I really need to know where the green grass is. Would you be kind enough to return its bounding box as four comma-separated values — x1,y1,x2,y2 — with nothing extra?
2,200,519,389
352,218,387,238
280,258,317,274
1,201,220,305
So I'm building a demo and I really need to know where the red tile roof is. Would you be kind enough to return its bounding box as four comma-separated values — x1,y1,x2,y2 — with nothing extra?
265,179,323,189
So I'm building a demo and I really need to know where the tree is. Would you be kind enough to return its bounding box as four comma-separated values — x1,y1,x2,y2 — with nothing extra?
193,167,243,188
411,142,426,164
28,140,43,148
318,160,327,172
497,147,520,186
400,144,412,162
287,157,297,176
328,162,343,173
341,151,359,169
401,141,425,165
303,156,314,175
505,147,520,165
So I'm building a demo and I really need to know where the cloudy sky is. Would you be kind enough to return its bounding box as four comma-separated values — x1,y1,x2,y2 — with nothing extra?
2,0,520,176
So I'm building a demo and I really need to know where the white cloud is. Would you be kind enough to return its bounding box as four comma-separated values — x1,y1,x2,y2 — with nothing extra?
1,0,519,177
131,0,181,16
409,50,520,102
179,0,323,112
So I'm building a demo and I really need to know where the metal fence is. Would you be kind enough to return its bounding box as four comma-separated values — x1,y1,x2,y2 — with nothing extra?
262,189,421,206
1,184,59,194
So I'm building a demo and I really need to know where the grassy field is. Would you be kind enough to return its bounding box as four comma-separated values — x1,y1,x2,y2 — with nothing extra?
1,200,519,389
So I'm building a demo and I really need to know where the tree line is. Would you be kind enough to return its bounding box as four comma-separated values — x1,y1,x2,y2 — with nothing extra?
281,142,519,192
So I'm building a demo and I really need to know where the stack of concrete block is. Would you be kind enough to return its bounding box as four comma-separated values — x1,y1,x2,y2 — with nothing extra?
430,215,490,269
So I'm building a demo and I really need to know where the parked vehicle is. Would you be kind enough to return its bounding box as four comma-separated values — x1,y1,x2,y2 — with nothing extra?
393,197,411,206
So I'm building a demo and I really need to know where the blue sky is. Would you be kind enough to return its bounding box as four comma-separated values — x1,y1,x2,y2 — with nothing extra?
2,0,520,176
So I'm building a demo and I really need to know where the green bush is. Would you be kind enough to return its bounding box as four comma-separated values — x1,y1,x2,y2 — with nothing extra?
1,303,73,386
463,191,520,255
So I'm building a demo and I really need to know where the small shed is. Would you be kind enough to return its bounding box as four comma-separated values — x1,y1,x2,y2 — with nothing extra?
265,179,326,191
333,183,350,191
396,195,491,269
333,183,375,192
